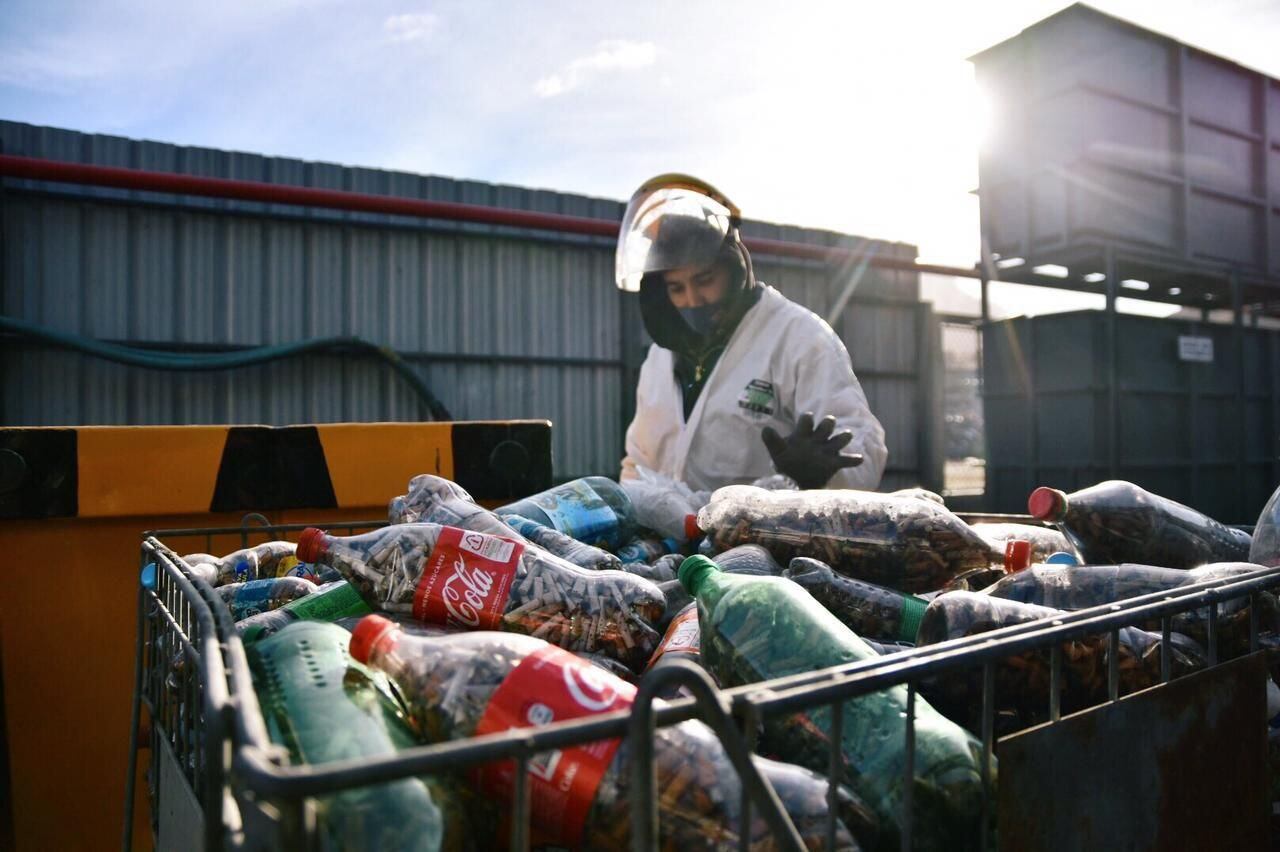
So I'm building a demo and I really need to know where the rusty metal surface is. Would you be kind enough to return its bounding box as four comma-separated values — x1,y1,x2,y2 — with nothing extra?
998,651,1269,852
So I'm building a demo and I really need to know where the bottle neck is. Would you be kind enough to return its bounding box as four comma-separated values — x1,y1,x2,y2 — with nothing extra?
678,555,726,607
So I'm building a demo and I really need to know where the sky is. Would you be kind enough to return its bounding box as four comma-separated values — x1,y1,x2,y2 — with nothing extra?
3,0,1279,318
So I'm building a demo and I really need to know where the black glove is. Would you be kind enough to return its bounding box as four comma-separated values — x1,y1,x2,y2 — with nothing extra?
761,412,863,489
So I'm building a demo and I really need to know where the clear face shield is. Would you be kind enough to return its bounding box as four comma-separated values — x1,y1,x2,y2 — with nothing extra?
614,175,740,293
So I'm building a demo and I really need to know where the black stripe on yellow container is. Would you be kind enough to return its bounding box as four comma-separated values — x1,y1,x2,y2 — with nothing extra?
0,421,552,520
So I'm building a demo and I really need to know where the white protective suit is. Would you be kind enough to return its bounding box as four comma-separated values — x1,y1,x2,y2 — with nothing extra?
620,285,888,492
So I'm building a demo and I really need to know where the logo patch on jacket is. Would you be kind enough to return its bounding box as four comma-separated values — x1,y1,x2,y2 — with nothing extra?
738,379,777,416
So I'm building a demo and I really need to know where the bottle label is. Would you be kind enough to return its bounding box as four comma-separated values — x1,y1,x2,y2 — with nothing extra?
284,581,372,621
534,481,617,544
646,605,700,670
230,579,279,618
474,645,635,846
412,527,523,630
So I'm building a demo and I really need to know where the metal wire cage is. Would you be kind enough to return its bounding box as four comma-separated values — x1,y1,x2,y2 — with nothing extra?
129,518,1280,852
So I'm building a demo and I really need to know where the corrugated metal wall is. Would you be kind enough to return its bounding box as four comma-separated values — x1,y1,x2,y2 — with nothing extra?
0,121,934,487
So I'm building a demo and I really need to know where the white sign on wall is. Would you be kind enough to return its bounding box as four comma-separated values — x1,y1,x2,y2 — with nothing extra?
1178,335,1214,363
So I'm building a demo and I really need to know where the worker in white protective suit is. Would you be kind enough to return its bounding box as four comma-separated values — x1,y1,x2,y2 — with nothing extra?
616,174,888,492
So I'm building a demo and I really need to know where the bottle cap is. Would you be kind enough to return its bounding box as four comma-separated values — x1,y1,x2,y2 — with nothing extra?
678,554,720,597
1004,539,1031,573
1028,487,1067,521
684,514,703,542
1045,551,1081,566
349,614,398,664
140,563,157,590
296,528,328,563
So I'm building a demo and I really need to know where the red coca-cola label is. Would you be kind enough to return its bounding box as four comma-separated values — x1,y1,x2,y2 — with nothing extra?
412,527,523,629
646,605,700,670
474,645,636,846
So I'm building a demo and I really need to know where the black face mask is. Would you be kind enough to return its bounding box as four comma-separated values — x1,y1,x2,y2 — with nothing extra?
678,304,719,336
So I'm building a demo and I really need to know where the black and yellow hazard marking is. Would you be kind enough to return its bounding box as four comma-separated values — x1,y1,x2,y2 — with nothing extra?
0,421,552,520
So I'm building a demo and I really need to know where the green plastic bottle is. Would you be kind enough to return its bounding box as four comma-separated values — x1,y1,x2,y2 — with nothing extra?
679,555,989,852
249,622,444,851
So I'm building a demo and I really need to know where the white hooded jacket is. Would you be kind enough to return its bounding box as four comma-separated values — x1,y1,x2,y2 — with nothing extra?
620,285,888,492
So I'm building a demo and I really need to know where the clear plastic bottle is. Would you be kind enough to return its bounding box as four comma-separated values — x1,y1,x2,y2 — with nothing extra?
297,524,664,672
181,540,298,586
497,476,638,550
1251,484,1280,567
216,575,316,621
391,474,621,572
349,616,867,851
616,536,681,565
1028,480,1252,568
680,555,987,852
698,486,1025,593
916,591,1204,731
248,622,444,851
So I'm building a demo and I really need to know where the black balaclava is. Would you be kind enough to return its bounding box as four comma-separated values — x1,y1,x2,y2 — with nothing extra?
638,234,761,419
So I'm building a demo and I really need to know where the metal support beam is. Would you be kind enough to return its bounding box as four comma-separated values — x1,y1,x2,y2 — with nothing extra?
1104,248,1120,479
1233,274,1246,520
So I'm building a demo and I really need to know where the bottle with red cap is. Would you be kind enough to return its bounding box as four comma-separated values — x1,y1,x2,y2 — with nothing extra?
348,615,871,851
1028,480,1251,569
391,474,621,572
698,485,1028,594
296,523,664,672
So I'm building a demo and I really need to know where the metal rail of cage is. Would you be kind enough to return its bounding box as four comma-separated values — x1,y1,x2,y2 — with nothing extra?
131,519,1280,851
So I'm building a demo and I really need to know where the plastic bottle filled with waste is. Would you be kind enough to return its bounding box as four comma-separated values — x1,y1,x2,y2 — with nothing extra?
297,524,664,672
982,562,1276,661
391,474,621,572
1028,480,1251,568
181,540,299,587
216,575,316,621
248,622,446,851
916,591,1204,731
496,476,638,550
235,580,374,646
501,514,623,572
698,486,1026,593
642,603,710,699
970,522,1072,563
680,555,987,852
1251,483,1280,567
349,615,869,851
616,536,682,565
783,558,930,643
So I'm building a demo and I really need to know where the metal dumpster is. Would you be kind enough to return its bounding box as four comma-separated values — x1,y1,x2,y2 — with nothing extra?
139,517,1278,851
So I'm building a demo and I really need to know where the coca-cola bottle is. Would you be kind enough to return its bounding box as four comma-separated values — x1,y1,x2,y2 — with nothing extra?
349,616,871,850
182,540,299,586
392,474,621,572
497,476,638,550
216,576,316,621
1028,480,1252,568
680,555,986,851
297,524,664,672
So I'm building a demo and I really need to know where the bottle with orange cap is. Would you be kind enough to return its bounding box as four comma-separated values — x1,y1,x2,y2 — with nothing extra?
1028,480,1251,569
347,614,869,851
697,485,1024,594
295,523,665,672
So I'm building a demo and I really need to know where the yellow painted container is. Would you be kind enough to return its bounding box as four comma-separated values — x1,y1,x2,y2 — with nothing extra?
0,421,551,851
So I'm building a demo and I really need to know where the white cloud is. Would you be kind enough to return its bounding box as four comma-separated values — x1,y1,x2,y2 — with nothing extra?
534,39,656,98
384,12,438,43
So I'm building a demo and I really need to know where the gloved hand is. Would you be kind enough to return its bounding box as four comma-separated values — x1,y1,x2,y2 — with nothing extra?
761,412,863,489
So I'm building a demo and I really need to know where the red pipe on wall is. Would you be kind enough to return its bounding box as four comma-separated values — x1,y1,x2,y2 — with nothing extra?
0,153,979,279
